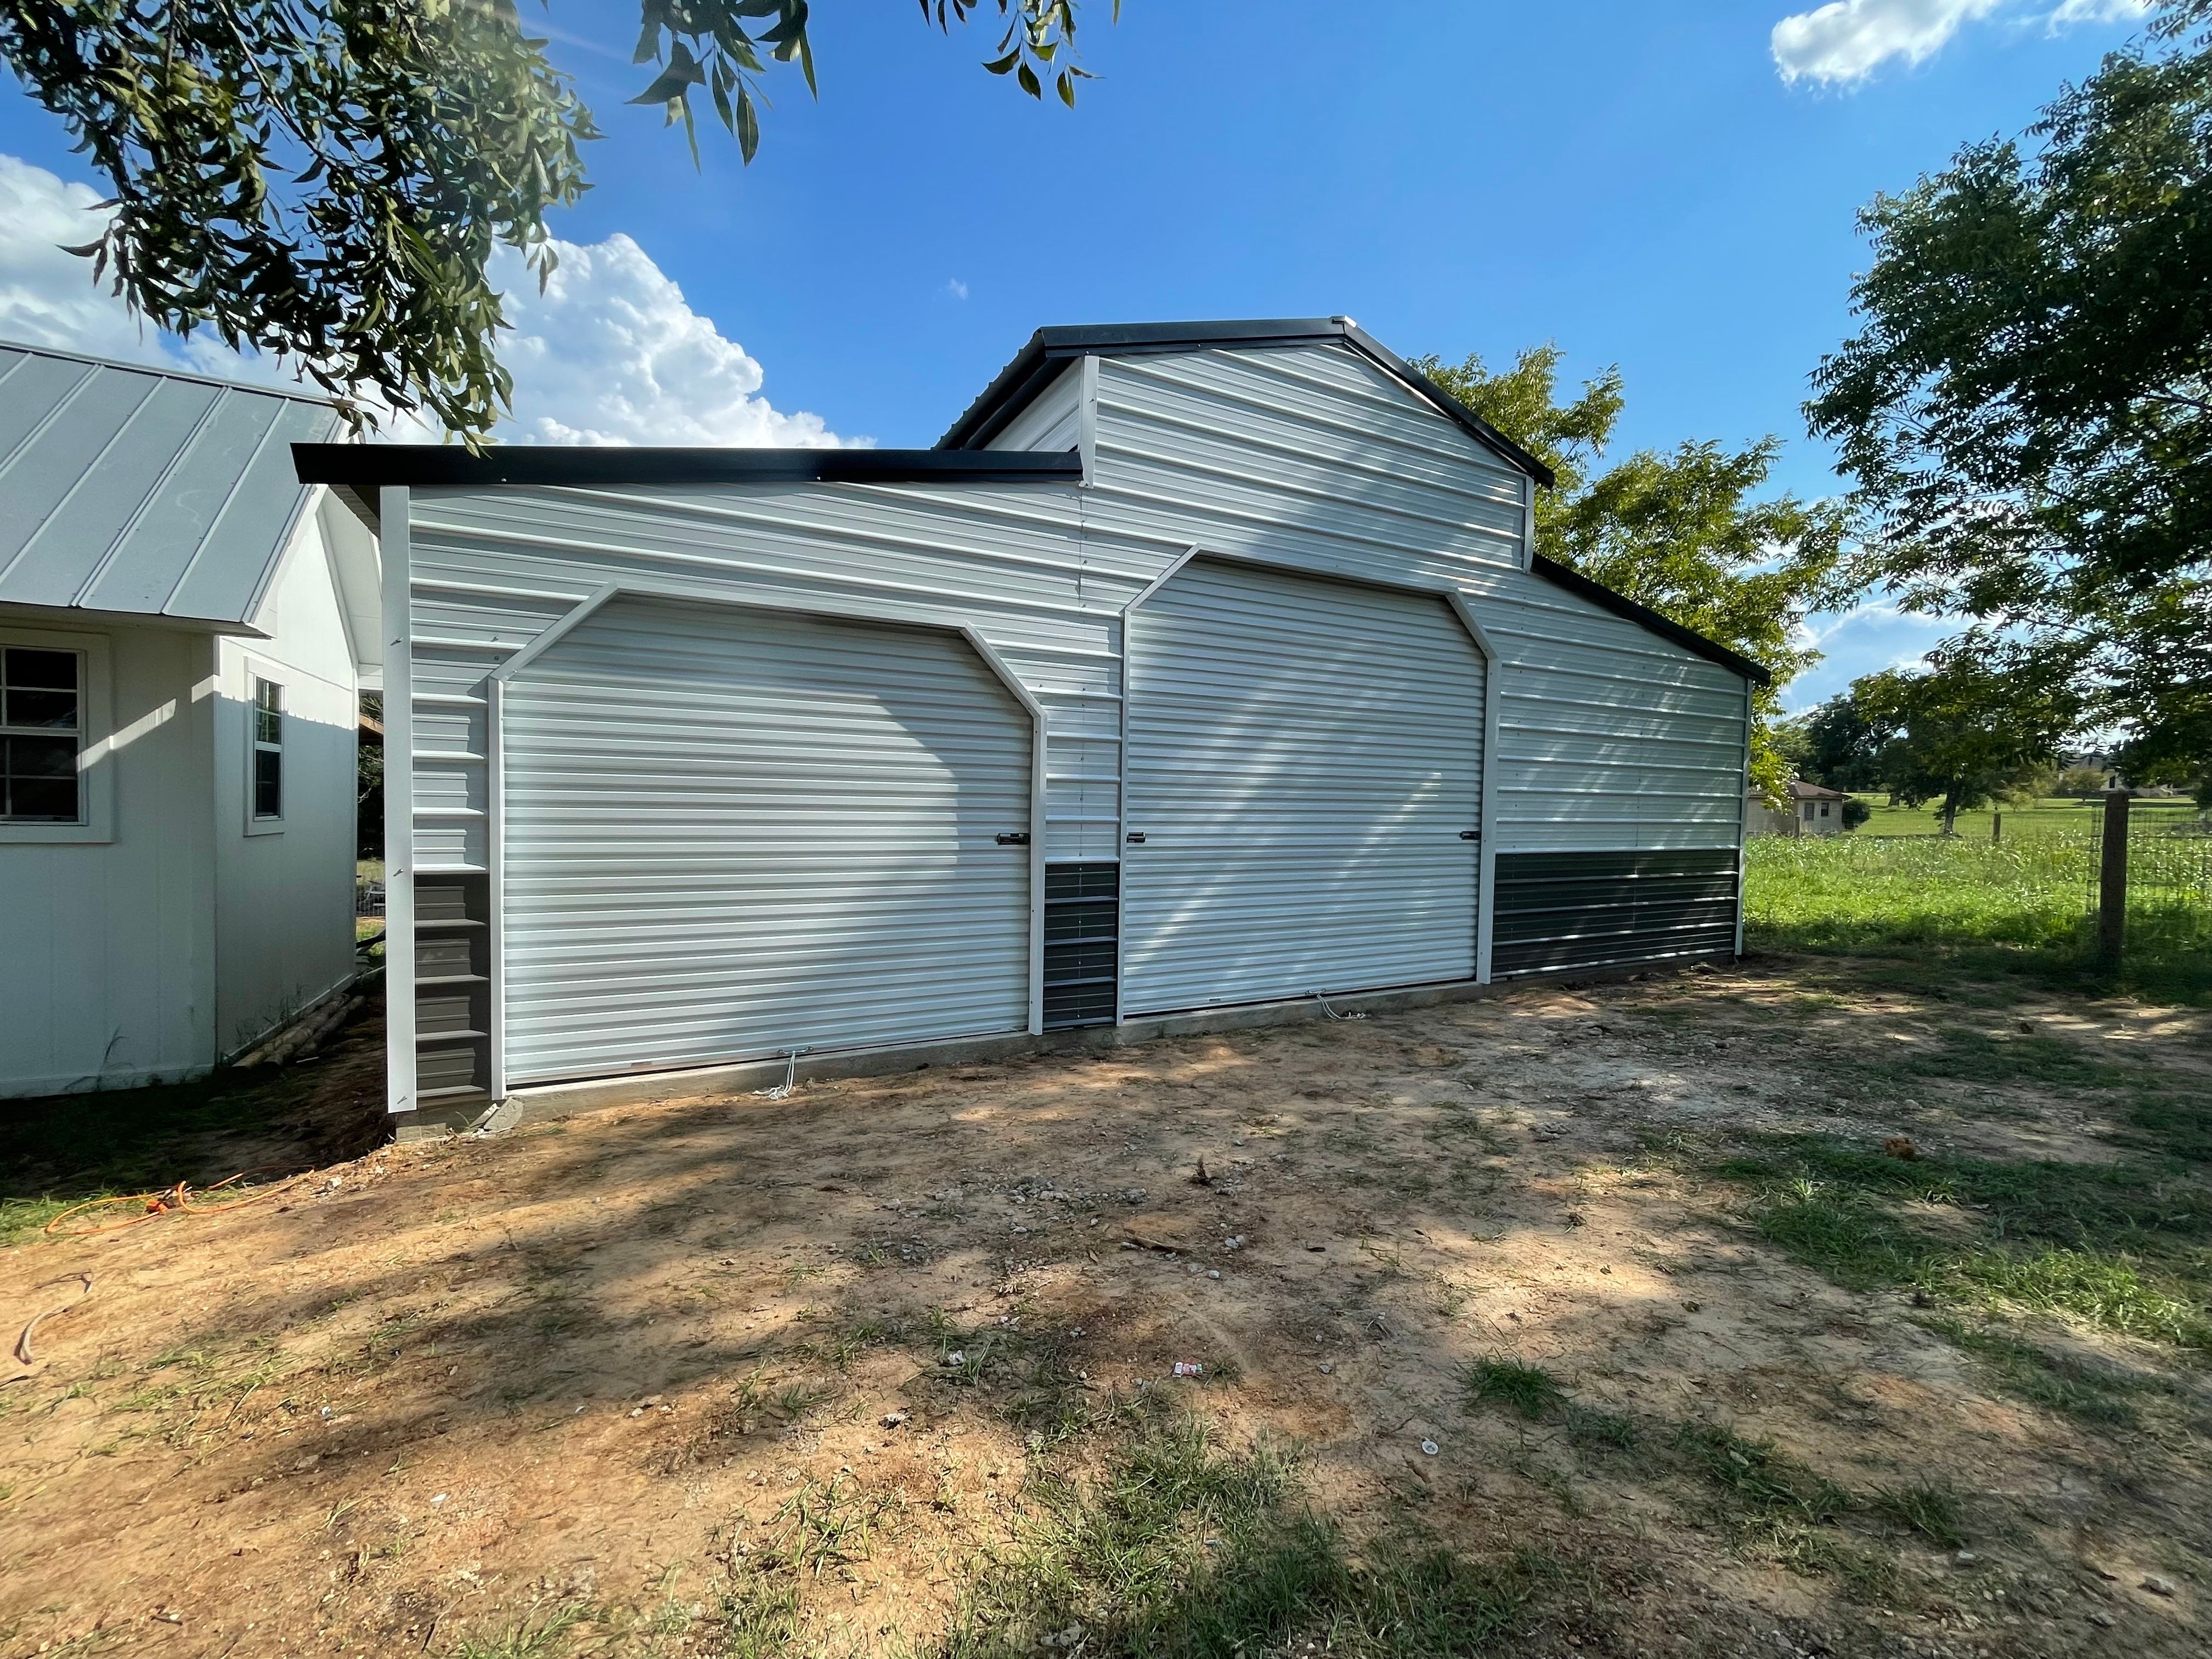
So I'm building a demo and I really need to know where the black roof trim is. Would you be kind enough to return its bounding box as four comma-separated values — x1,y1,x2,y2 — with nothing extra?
292,444,1084,490
935,316,1555,487
1531,554,1770,685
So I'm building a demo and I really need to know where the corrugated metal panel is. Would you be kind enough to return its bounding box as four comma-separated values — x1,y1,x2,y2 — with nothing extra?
1121,557,1486,1014
388,335,1754,1106
986,362,1081,452
405,479,1117,867
499,594,1034,1085
1078,346,1752,859
1492,849,1739,975
0,343,343,623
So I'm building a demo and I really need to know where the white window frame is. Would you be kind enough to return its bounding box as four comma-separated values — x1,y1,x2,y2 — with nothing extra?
244,662,286,836
0,625,113,845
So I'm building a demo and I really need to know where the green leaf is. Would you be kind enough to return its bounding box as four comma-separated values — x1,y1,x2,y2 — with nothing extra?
630,42,708,106
736,86,760,162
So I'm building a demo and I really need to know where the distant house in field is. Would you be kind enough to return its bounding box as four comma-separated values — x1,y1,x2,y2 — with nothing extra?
0,342,379,1097
1748,778,1850,838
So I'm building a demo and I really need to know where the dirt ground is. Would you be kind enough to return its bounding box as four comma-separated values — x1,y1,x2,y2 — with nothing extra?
2,957,2208,1658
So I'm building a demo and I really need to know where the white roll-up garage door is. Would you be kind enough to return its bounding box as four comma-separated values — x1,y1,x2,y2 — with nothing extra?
1121,558,1487,1015
500,595,1035,1085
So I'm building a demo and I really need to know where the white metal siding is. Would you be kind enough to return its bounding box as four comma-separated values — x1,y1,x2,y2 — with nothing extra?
1121,558,1486,1014
985,362,1081,452
1079,345,1751,856
500,594,1033,1085
387,339,1754,1109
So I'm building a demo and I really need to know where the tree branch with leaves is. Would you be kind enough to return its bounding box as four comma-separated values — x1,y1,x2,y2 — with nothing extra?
1805,0,2212,798
0,0,1106,442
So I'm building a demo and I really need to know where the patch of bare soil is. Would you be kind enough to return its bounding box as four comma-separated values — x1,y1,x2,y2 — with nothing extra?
2,958,2207,1658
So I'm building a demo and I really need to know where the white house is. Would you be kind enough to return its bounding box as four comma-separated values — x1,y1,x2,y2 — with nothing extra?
1747,778,1850,838
300,317,1767,1133
0,343,380,1097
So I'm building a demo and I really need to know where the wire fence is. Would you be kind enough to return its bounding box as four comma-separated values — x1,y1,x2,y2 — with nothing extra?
2087,801,2212,936
1743,806,2212,969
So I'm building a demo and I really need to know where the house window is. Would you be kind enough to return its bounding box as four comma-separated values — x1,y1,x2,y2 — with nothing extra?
1819,803,1831,819
1802,801,1815,821
252,677,284,822
1,646,81,823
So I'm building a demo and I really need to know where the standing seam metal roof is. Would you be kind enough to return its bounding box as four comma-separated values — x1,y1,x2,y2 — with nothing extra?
0,342,345,625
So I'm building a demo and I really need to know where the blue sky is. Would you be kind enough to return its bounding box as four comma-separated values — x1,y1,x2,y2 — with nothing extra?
0,1,2159,706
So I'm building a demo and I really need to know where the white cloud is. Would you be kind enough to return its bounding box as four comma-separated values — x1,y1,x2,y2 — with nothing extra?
0,154,172,366
2046,0,2152,24
0,153,847,447
489,234,849,447
945,278,969,301
1780,602,1959,709
1771,0,2150,86
1772,0,2004,84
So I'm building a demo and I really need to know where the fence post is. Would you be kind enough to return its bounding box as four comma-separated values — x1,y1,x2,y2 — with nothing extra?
1992,811,2002,844
2097,789,2130,967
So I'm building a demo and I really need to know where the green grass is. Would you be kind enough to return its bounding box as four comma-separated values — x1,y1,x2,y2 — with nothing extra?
1745,827,2212,1002
0,1061,342,1245
924,1419,1577,1658
1868,1480,1967,1549
448,1602,591,1659
1913,1315,2148,1426
1842,794,2202,840
1712,1135,2212,1358
1671,1420,1853,1522
1462,1358,1566,1421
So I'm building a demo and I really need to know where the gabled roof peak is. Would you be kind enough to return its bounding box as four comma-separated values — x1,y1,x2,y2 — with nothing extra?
935,315,1555,487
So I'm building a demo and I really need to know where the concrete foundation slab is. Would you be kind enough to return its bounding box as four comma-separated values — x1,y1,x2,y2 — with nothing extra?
393,955,1729,1139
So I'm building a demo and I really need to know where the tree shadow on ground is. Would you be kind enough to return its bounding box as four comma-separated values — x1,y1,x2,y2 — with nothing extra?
0,991,390,1237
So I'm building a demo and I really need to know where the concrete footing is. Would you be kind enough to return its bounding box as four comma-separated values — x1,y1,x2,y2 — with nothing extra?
393,955,1726,1140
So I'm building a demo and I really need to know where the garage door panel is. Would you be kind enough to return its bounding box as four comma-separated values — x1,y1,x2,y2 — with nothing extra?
502,595,1032,1084
1122,558,1486,1015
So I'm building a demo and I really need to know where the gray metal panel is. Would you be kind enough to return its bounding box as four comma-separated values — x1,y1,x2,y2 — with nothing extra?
0,342,342,623
1491,849,1739,975
499,594,1034,1085
1121,557,1486,1014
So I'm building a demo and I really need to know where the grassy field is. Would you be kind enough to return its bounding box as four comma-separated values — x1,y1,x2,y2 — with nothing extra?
1746,817,2212,1003
1844,793,2202,839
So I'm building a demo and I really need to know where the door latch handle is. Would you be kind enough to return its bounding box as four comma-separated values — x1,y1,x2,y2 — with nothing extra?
996,832,1030,846
1458,830,1480,842
1125,831,1146,844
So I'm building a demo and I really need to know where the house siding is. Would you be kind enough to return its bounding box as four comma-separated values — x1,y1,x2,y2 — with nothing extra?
213,504,364,1057
0,623,217,1094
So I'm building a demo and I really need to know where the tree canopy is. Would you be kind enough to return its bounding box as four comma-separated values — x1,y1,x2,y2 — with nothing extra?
1805,0,2212,797
1848,659,2079,833
1782,693,1887,794
1418,345,1857,800
0,1,1101,442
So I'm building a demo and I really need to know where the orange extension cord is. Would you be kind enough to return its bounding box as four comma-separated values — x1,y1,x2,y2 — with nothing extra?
42,1168,317,1239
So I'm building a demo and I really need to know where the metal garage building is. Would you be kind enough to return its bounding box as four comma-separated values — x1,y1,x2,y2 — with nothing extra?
299,318,1767,1126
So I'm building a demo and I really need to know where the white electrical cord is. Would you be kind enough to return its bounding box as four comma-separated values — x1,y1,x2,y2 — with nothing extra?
1311,990,1367,1021
754,1047,809,1099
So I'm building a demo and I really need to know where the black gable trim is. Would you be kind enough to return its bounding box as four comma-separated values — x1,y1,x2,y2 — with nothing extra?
292,444,1084,490
1531,554,1770,685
